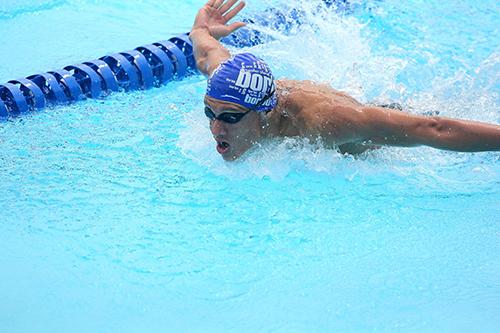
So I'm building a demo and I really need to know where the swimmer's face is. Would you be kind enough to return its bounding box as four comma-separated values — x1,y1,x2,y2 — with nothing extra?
204,95,261,161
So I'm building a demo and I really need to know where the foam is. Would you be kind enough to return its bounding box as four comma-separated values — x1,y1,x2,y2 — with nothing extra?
178,0,499,181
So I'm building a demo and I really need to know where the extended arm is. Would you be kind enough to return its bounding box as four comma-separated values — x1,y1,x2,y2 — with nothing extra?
359,106,500,152
190,0,247,76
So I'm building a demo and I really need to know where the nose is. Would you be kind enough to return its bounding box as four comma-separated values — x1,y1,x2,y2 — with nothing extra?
210,119,227,138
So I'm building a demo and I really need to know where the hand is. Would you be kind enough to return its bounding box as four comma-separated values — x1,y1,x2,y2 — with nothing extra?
191,0,247,40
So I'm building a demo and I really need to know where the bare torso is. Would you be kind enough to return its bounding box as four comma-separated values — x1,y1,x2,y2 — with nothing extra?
268,79,378,153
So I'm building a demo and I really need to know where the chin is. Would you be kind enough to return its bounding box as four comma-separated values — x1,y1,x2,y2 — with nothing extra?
219,141,256,161
222,151,241,161
222,145,252,161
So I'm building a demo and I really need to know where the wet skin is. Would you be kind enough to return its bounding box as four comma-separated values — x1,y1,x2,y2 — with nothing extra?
204,95,263,160
204,80,385,159
205,79,500,159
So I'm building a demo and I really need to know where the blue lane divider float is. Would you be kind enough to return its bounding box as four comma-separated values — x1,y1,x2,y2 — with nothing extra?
0,34,195,119
0,0,348,119
0,99,8,117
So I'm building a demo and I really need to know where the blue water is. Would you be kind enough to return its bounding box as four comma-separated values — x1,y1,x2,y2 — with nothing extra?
1,0,499,332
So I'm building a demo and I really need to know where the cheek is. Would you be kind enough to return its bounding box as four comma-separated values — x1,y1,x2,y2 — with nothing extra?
240,117,260,136
232,124,252,139
232,125,258,145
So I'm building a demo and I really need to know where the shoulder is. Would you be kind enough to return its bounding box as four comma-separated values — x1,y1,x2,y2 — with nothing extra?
275,79,367,124
275,79,318,111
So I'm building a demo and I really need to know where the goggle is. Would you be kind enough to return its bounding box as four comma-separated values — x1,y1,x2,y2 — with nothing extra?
204,88,276,124
204,107,250,124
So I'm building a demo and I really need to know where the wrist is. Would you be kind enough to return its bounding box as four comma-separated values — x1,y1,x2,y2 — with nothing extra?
190,26,210,36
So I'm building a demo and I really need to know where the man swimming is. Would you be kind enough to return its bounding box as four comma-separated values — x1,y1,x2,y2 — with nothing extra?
190,0,500,160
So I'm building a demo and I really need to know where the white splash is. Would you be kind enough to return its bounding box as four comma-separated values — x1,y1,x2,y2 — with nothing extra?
178,0,499,181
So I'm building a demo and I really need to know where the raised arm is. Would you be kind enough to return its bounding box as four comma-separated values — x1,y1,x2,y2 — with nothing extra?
359,106,500,152
189,0,247,76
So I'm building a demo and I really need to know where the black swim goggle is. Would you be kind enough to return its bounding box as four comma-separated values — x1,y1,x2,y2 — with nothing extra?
204,89,276,124
204,107,250,124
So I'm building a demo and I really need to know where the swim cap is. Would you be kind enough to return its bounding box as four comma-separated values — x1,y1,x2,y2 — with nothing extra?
206,53,277,112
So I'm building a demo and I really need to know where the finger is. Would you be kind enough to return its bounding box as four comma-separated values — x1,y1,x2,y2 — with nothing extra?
223,1,245,22
206,0,216,6
213,0,224,8
219,0,238,13
228,21,247,33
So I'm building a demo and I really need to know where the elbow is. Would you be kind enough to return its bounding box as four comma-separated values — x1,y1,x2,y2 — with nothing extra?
195,58,205,73
426,117,447,133
423,117,454,142
415,116,446,138
195,57,210,77
419,116,461,149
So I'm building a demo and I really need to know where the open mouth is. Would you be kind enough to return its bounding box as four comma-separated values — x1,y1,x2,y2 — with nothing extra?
216,140,230,155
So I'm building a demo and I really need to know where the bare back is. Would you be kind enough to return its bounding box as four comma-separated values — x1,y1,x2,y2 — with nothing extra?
268,79,500,153
271,79,375,150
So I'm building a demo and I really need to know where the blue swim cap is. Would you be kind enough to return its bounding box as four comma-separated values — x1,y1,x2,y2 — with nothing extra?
206,53,277,112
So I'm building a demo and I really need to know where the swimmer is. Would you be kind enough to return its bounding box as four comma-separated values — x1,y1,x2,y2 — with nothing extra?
190,0,500,160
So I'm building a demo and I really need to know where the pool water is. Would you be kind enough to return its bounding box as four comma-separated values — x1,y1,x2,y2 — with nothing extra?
1,0,499,332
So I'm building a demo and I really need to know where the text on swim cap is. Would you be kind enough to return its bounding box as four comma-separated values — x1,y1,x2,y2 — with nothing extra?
235,69,273,93
244,94,274,106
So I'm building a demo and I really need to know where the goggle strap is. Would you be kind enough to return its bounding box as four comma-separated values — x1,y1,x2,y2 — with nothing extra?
253,88,276,111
